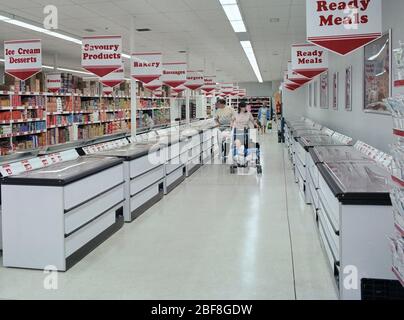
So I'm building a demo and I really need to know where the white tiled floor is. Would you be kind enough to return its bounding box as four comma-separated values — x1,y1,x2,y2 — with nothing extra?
0,131,338,300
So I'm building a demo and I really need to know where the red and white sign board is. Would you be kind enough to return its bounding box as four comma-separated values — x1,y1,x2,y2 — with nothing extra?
231,86,239,96
287,61,311,86
162,63,187,88
221,83,234,96
172,84,186,94
185,70,204,91
4,39,42,81
46,73,62,93
291,44,328,78
202,76,216,93
82,36,122,77
238,89,247,97
103,86,113,96
153,89,164,97
100,67,124,88
144,78,162,92
306,0,382,56
131,52,162,84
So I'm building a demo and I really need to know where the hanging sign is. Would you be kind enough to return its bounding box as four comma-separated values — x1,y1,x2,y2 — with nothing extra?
202,76,217,93
172,84,186,94
144,78,162,91
4,39,42,81
46,73,62,93
103,86,113,96
82,36,122,77
153,89,164,97
231,86,239,96
131,52,162,84
161,62,187,88
100,66,124,88
287,61,311,86
306,0,382,56
291,44,328,78
238,89,247,97
185,70,204,91
221,83,234,96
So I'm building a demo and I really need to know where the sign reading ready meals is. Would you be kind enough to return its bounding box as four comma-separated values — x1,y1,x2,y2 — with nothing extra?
291,44,329,78
306,0,382,55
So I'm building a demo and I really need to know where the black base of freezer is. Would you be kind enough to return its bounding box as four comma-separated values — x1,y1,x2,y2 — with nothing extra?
188,163,202,177
361,278,404,300
166,174,186,195
66,209,125,271
130,189,164,222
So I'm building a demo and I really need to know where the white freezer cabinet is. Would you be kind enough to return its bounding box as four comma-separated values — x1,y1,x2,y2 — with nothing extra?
181,129,204,177
313,161,394,300
1,156,125,271
94,143,166,223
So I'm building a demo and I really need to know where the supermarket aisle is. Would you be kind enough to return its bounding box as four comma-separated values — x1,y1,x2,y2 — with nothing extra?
0,131,337,300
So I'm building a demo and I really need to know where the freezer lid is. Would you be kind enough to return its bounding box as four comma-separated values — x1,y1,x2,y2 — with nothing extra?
1,156,123,187
292,129,329,138
317,162,391,205
298,135,352,151
91,142,163,161
310,146,374,164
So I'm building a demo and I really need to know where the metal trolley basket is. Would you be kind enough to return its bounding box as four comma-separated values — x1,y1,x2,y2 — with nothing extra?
229,128,262,175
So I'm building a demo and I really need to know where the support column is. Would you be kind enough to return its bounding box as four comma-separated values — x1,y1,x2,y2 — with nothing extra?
130,16,137,137
185,51,191,124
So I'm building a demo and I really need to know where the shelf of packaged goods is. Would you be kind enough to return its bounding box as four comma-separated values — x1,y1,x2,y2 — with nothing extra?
138,107,171,111
78,118,131,126
0,106,45,111
0,130,46,139
392,267,404,287
47,124,73,129
0,118,46,125
47,111,95,115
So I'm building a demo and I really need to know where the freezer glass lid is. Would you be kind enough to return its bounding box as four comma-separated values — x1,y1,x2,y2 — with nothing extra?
96,143,159,157
300,135,349,147
293,129,327,137
7,156,120,181
323,161,390,194
313,146,372,163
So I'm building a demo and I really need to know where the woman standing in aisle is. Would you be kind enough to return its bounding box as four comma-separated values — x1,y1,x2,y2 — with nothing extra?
258,101,271,134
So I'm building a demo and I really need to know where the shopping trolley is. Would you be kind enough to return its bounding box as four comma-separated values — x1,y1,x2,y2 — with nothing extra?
229,128,262,175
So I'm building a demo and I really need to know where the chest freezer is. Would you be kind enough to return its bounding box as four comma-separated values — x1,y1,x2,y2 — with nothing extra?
310,146,374,164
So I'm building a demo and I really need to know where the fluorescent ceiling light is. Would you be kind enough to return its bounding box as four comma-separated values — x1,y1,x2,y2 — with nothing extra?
57,67,93,75
219,0,247,33
240,41,263,83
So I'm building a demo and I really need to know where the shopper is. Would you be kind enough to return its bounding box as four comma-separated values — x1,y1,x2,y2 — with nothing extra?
214,99,235,129
258,101,271,134
232,102,256,130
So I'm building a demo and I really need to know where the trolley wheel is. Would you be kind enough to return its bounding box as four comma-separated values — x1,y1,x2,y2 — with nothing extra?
257,165,263,175
230,165,237,174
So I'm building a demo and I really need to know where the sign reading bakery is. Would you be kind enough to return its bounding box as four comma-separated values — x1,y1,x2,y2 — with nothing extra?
46,73,62,93
161,62,187,88
185,70,204,91
306,0,382,55
131,52,162,84
4,39,42,81
291,44,328,78
82,36,122,77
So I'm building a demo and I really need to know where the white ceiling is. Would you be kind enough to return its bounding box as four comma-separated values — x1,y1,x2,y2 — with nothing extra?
0,0,306,82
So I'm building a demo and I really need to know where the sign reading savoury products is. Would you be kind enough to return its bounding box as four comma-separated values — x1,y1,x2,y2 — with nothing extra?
82,36,122,77
306,0,382,55
287,61,311,86
291,44,328,78
4,39,42,81
161,63,187,88
202,76,217,93
185,70,204,91
144,78,162,91
46,73,62,93
131,52,162,84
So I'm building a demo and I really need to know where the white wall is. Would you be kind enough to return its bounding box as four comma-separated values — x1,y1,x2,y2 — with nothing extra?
239,81,274,97
284,0,404,152
283,86,307,120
